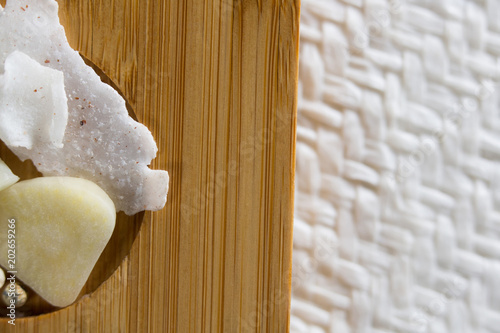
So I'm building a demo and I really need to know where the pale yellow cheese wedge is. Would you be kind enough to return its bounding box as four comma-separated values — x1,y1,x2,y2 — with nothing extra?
0,177,115,307
0,158,19,192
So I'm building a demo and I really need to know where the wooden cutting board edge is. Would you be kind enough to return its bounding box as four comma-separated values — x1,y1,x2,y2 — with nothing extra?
0,0,300,331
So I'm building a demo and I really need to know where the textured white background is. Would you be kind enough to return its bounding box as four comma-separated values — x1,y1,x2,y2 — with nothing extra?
291,0,500,332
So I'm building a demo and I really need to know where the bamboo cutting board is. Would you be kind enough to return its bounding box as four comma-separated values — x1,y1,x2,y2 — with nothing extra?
0,0,299,331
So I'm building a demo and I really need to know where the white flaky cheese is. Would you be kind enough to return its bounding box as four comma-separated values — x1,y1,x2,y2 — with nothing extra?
0,0,168,215
0,177,116,307
0,157,19,191
0,50,68,149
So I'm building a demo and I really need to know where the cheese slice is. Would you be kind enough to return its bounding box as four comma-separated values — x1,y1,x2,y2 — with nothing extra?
0,176,115,307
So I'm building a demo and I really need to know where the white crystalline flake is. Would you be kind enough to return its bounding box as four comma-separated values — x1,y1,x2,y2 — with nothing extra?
0,50,68,149
0,157,19,191
0,0,169,215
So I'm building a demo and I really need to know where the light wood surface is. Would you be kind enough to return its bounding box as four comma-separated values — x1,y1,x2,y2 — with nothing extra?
0,0,299,331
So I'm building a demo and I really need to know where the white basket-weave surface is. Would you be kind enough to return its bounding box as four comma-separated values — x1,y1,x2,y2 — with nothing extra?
292,0,500,332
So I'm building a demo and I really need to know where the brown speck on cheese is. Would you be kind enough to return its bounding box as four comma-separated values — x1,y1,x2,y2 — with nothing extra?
44,59,50,63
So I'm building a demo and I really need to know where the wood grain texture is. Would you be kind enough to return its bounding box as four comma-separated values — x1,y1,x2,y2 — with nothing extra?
0,0,299,331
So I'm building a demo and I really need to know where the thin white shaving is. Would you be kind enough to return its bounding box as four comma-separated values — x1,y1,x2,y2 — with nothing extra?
0,50,68,149
0,0,169,215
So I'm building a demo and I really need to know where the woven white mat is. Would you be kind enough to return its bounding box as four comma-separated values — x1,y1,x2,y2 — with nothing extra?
291,0,500,332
